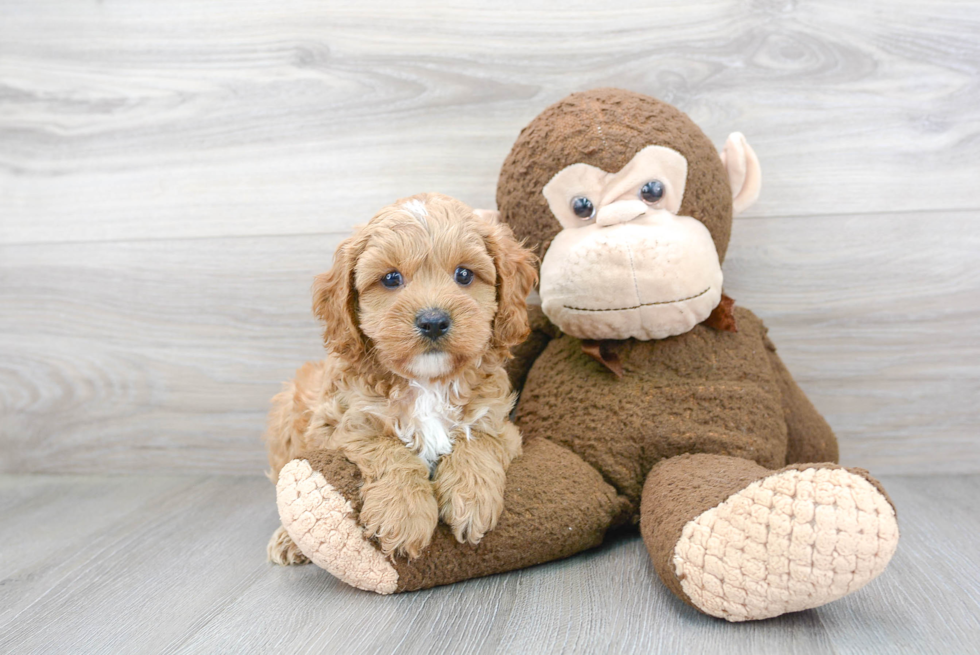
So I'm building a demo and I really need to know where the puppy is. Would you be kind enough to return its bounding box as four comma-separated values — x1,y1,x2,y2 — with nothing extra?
266,193,537,564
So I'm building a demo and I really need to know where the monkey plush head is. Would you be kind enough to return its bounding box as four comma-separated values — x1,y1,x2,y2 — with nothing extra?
496,88,761,340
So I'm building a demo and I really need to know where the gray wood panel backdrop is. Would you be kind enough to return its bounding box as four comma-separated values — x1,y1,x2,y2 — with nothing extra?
2,0,978,476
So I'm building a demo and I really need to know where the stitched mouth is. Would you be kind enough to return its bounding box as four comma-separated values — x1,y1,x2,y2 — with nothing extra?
563,287,711,312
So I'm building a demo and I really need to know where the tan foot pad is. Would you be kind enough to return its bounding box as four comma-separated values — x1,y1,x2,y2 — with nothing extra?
673,467,899,621
277,459,399,594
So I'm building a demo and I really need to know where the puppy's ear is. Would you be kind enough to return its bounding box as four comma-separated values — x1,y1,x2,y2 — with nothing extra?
480,217,539,351
312,229,369,361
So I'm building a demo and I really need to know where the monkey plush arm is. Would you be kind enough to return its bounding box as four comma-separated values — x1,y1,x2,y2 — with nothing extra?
764,335,840,465
506,304,559,394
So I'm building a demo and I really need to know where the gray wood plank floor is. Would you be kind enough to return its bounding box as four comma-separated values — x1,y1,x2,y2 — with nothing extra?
0,474,977,654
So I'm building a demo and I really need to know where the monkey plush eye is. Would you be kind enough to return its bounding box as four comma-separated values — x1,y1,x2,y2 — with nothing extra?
454,267,474,286
640,180,665,204
381,271,403,289
571,196,595,219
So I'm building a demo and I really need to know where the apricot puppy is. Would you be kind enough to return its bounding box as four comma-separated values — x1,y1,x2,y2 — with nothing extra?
265,193,537,562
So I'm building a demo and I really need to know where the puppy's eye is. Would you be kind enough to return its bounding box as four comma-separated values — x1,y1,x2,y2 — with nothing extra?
454,267,474,286
571,196,595,220
640,180,665,204
381,271,403,289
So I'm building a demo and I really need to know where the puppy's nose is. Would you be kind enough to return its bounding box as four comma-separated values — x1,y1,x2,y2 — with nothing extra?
416,309,452,341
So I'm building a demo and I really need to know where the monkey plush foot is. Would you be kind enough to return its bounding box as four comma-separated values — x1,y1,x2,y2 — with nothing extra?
641,454,899,622
276,439,629,594
277,457,399,593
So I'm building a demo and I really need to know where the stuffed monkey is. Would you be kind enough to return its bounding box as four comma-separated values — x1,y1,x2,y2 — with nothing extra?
275,89,898,622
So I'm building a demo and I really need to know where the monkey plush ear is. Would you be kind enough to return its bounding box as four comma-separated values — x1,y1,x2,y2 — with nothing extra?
720,132,762,215
312,229,369,362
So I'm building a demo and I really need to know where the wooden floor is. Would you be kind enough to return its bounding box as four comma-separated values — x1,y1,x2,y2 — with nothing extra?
0,473,977,654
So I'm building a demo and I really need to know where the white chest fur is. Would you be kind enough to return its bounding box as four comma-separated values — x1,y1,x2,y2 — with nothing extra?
394,380,466,471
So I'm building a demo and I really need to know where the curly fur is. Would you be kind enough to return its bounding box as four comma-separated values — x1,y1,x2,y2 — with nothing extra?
266,193,537,561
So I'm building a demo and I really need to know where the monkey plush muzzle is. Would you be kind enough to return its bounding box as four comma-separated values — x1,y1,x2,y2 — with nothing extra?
539,211,723,340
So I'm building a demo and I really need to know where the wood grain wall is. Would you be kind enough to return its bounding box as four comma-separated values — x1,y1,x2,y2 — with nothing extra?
2,0,978,475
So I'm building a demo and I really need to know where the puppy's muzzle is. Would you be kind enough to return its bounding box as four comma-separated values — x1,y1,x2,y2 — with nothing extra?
416,308,452,341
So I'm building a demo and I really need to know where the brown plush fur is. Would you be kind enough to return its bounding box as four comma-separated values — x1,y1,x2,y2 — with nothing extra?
499,91,838,507
512,305,840,515
497,88,734,263
266,193,537,560
278,91,896,612
301,438,631,592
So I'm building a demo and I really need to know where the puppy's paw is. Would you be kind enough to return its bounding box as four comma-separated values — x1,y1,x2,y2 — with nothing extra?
359,475,438,559
435,464,506,546
267,525,310,566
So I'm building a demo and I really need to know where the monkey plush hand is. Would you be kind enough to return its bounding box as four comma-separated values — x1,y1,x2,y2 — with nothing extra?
278,89,899,622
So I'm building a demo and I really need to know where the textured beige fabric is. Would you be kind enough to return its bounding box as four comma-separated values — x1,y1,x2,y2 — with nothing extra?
535,142,723,342
277,459,399,594
673,467,899,621
538,214,723,340
719,132,761,215
542,145,689,229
